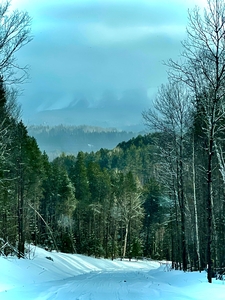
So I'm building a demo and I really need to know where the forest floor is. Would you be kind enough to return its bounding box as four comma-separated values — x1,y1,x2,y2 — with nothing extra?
0,246,225,299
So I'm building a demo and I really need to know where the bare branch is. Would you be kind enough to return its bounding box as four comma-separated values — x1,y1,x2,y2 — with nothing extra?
0,1,32,84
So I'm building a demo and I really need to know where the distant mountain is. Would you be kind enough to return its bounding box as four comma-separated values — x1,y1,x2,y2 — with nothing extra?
25,88,150,132
28,125,140,160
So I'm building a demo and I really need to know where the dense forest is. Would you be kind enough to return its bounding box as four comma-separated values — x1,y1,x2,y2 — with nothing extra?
27,125,138,159
2,0,225,285
0,92,166,260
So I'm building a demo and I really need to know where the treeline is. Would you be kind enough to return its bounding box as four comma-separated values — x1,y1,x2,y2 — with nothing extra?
0,82,166,259
28,125,138,159
142,0,225,283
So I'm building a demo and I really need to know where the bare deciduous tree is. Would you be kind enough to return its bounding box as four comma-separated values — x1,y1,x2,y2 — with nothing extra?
0,1,32,84
143,81,193,271
112,172,144,259
166,0,225,283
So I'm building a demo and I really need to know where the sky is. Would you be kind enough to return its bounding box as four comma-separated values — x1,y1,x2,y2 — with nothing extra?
9,0,208,126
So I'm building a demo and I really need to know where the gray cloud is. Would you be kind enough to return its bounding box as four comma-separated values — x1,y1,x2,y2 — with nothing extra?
13,0,202,127
38,1,188,27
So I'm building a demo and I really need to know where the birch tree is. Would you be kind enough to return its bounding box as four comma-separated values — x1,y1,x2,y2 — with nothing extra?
113,171,144,259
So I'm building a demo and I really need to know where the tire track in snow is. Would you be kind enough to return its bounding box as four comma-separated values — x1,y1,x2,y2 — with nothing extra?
32,270,152,300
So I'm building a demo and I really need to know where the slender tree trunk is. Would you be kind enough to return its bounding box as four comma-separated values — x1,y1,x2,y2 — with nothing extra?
179,155,187,271
17,141,25,259
173,181,181,269
170,207,175,268
17,177,25,258
177,134,187,271
111,220,116,261
207,134,213,283
193,137,201,271
123,223,129,258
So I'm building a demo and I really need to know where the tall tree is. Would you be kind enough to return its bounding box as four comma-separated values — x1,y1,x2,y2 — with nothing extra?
0,1,31,255
69,152,91,253
11,122,44,257
142,178,164,258
143,81,193,271
112,171,144,259
167,0,225,283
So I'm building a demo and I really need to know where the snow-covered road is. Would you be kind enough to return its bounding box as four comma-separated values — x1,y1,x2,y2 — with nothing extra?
3,269,159,300
38,271,151,300
1,247,225,300
1,271,194,300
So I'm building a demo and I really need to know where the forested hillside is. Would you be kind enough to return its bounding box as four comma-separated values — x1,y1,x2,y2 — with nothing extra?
27,125,138,159
1,113,167,260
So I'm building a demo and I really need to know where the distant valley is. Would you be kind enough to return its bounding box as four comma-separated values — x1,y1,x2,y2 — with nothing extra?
28,125,140,159
26,89,149,158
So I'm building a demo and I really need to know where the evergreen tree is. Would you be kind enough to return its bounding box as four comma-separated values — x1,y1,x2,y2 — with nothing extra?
69,151,90,253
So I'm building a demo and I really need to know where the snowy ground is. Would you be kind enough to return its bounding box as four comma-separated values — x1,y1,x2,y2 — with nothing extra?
0,246,225,299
